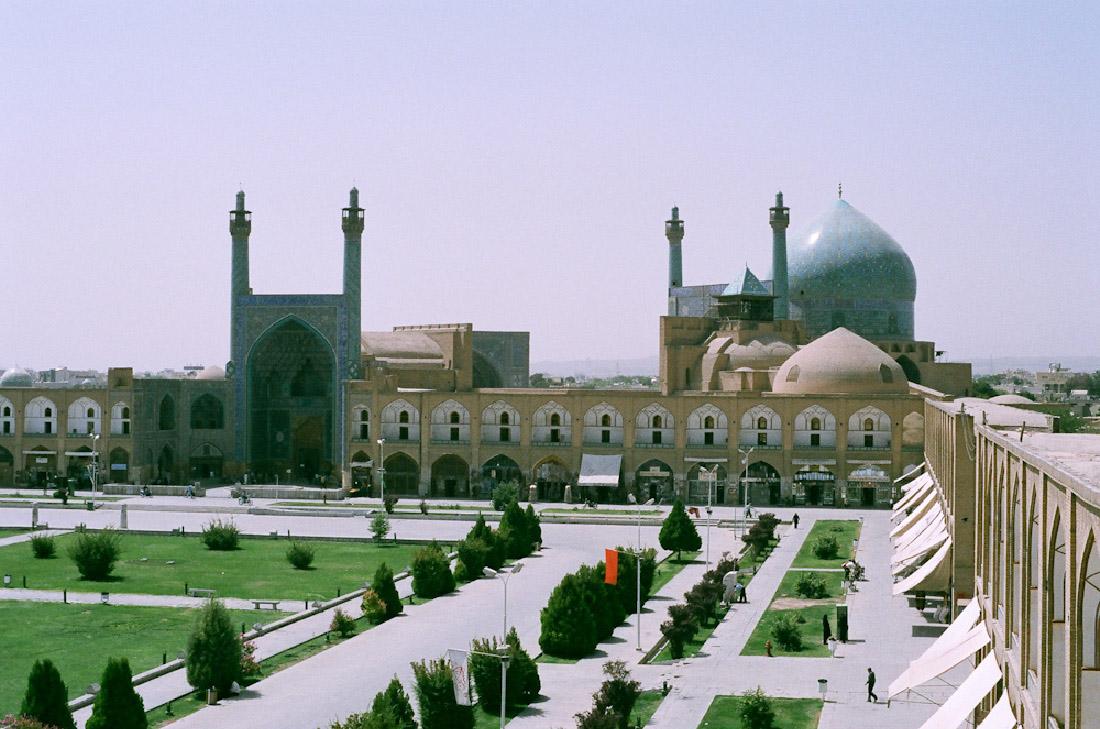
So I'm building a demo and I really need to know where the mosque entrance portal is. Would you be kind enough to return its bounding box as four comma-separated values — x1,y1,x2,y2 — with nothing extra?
247,319,336,484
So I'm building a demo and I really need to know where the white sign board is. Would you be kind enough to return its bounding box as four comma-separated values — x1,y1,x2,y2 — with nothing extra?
446,649,472,706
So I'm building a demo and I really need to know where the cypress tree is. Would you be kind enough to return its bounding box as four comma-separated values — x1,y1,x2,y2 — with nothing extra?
659,499,702,559
539,573,598,658
86,658,146,729
370,677,417,729
372,563,403,619
524,505,542,547
497,500,530,559
20,659,76,729
185,599,242,696
468,514,504,569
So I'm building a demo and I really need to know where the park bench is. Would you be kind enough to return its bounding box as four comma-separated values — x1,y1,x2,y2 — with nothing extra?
251,599,280,610
187,587,216,599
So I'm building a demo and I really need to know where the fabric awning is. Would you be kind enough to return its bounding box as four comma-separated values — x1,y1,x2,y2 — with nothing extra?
888,616,989,697
975,692,1018,729
893,528,950,575
892,490,938,539
893,539,952,595
894,473,933,515
895,462,926,484
578,454,622,487
893,502,945,555
915,652,1002,729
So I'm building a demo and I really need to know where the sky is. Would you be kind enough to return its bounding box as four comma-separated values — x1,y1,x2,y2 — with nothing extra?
1,2,1098,372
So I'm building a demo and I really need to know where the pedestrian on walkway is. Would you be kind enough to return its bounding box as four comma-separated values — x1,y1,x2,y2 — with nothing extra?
765,639,773,657
822,614,832,645
739,581,748,603
793,513,800,529
733,581,743,604
866,668,878,703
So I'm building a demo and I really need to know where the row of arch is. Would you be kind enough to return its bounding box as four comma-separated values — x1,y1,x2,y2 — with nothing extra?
0,394,224,435
354,399,917,450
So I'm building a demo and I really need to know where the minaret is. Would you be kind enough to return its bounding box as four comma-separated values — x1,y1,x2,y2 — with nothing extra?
341,187,365,376
769,191,790,320
229,190,252,367
665,206,684,288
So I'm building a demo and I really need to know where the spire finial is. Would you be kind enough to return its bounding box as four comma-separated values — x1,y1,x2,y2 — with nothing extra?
235,190,245,211
838,182,843,199
671,205,679,221
349,187,360,209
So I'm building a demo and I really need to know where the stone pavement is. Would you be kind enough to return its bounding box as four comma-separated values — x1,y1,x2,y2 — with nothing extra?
0,587,263,610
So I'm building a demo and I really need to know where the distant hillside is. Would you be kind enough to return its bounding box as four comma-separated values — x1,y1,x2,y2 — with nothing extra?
530,356,659,378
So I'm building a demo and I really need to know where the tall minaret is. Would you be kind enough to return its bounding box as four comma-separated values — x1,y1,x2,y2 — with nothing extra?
665,206,684,289
769,191,790,320
341,187,365,375
229,190,252,365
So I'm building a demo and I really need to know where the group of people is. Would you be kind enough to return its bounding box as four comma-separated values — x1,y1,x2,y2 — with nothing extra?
721,565,748,605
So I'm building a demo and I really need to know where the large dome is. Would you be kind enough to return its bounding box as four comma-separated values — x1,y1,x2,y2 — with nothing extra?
0,367,34,387
772,328,908,395
787,199,917,340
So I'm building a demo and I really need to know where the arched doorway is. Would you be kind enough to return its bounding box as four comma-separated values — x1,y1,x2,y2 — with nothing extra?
0,445,13,486
636,459,674,503
23,446,57,487
157,445,175,483
896,355,921,384
533,457,569,501
108,448,130,484
431,454,470,498
66,446,94,488
687,462,727,505
349,450,372,493
382,452,419,496
848,465,890,507
794,465,836,506
247,318,336,483
189,443,224,481
739,461,780,506
480,454,522,498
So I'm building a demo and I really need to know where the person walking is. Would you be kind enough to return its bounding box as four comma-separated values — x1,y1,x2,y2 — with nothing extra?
739,581,749,603
866,668,878,703
822,614,832,646
793,513,800,529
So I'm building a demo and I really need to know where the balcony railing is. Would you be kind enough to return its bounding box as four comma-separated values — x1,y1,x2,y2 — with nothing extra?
582,441,624,448
430,438,470,445
634,442,674,449
531,439,573,447
847,445,892,451
686,441,728,449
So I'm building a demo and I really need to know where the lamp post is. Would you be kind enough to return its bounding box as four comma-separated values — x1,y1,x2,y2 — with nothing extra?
737,447,755,542
88,432,100,509
701,466,715,567
483,564,523,729
376,438,386,502
627,494,655,651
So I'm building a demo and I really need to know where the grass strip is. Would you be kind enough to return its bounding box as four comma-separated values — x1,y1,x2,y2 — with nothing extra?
790,520,861,569
649,551,701,595
696,695,822,728
740,604,836,658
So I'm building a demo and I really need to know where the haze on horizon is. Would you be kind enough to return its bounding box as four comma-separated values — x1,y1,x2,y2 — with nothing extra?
1,2,1097,373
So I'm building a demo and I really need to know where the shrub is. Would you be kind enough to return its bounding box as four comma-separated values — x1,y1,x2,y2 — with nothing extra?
576,564,623,641
470,628,540,712
411,542,455,599
497,499,531,559
30,534,56,559
742,523,773,558
491,482,519,510
684,580,723,626
794,573,829,599
410,658,474,729
813,535,840,560
372,563,403,620
453,559,469,583
739,687,776,729
371,512,390,542
330,608,356,638
769,612,803,652
419,499,429,515
185,599,242,696
20,658,76,729
540,573,598,658
456,538,490,580
67,528,121,581
3,718,53,729
467,515,505,570
525,504,542,547
200,519,240,551
659,500,702,559
285,542,315,570
85,658,146,729
383,495,398,514
370,677,417,729
592,660,640,729
612,548,657,615
239,640,260,676
575,706,621,729
362,590,388,625
659,603,698,660
757,512,780,536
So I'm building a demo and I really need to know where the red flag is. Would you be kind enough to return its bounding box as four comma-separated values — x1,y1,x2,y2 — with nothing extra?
605,548,618,585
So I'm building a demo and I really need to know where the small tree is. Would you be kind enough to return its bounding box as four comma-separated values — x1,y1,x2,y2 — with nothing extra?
576,564,622,641
200,519,240,550
525,504,542,547
769,612,803,652
497,500,530,559
20,659,76,729
285,541,315,570
795,573,828,599
658,500,701,559
383,495,399,514
67,528,122,581
659,603,698,659
539,573,598,658
455,538,489,580
739,687,776,729
468,514,504,570
812,535,839,561
469,629,540,713
491,482,519,510
370,677,417,729
684,580,723,626
85,658,146,729
362,590,388,625
185,599,242,697
612,548,657,615
371,512,390,542
372,562,402,619
411,542,455,598
592,660,639,729
30,534,56,559
330,608,356,638
411,658,473,729
574,706,620,729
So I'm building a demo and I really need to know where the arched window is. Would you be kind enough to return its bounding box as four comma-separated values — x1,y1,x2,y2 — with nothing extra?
67,397,101,434
190,394,224,430
864,418,874,431
0,398,13,435
110,403,131,435
785,365,800,383
880,363,893,383
500,412,510,426
811,417,821,431
450,410,460,424
652,415,662,428
399,410,409,423
757,417,767,430
704,415,714,429
25,397,58,435
601,414,611,428
158,395,176,431
354,408,370,440
550,413,561,427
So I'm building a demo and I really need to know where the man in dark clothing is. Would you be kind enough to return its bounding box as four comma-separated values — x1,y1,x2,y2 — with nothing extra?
793,513,800,529
866,668,878,703
740,582,748,603
822,614,832,645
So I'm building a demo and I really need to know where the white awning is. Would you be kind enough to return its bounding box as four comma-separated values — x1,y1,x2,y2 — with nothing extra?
894,473,934,515
893,539,952,595
893,502,945,555
915,652,1002,729
888,616,989,697
976,693,1018,729
578,454,622,487
892,490,938,539
895,462,926,484
893,528,950,575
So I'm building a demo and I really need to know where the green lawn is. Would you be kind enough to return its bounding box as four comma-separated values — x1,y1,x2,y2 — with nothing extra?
540,508,663,517
536,653,578,664
697,695,822,728
790,520,861,569
649,551,701,595
2,602,276,717
650,604,730,663
772,570,846,601
631,690,666,726
741,604,836,658
0,527,29,538
0,533,425,600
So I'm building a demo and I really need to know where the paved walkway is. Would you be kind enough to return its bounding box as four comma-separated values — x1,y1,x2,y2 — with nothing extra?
0,587,265,610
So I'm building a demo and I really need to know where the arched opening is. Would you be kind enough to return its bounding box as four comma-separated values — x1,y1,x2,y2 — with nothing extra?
449,410,460,424
108,447,129,484
157,444,175,483
1027,495,1040,684
190,394,225,430
687,462,727,505
896,354,921,384
848,464,890,507
480,454,522,497
431,454,469,498
794,465,836,506
349,450,372,493
189,442,224,481
68,397,101,434
738,461,781,506
1080,534,1100,705
247,318,336,484
601,414,611,427
636,459,674,503
1048,513,1067,723
24,397,57,435
382,452,419,496
22,446,56,486
550,413,561,427
533,457,570,501
0,444,13,486
110,402,131,435
0,397,13,435
354,408,370,440
65,446,94,485
158,395,176,431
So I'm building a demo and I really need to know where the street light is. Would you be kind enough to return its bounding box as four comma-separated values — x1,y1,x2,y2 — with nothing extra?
483,564,524,729
376,438,386,502
88,432,100,509
700,466,716,567
627,494,655,651
483,563,524,639
737,447,755,542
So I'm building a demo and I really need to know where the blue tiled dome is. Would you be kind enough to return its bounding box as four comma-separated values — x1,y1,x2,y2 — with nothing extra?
0,367,34,387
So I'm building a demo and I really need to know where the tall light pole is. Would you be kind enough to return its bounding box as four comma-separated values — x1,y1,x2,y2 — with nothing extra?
484,564,524,729
701,466,715,566
88,432,100,509
737,447,755,542
627,494,655,651
376,438,386,502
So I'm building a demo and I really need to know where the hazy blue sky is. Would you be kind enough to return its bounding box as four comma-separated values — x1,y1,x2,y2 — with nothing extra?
1,2,1097,371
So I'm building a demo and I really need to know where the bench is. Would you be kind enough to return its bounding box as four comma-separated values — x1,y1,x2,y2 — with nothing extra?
187,588,216,599
251,599,280,610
